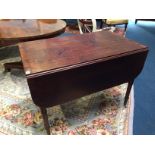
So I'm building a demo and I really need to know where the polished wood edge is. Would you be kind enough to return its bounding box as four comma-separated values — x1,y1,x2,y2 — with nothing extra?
0,20,66,41
26,48,148,79
0,27,66,42
0,27,66,48
18,30,148,50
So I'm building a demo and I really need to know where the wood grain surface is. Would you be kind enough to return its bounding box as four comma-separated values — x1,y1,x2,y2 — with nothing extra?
19,30,148,77
0,19,66,40
18,30,148,134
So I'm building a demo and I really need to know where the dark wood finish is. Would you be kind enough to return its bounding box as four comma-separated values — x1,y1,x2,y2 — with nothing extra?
18,30,148,134
19,30,147,76
40,107,50,135
0,19,66,47
0,19,66,71
124,80,134,107
4,61,23,72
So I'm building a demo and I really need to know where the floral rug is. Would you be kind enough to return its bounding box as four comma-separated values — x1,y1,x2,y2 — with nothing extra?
0,46,134,135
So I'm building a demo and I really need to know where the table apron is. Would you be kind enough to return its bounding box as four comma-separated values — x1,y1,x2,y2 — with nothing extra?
27,51,148,107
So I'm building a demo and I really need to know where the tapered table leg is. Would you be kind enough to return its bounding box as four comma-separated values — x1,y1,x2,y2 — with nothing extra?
124,80,134,107
40,107,50,135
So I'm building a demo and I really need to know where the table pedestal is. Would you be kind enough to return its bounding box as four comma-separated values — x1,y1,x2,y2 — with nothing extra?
4,61,23,72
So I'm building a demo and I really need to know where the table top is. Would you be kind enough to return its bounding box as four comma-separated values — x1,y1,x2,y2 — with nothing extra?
0,19,66,40
19,30,148,77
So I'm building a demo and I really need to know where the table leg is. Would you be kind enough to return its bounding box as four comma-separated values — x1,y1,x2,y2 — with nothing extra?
124,80,134,107
40,107,51,135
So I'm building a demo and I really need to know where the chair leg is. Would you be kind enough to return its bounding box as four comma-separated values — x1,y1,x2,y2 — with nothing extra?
124,23,128,32
100,21,103,29
135,19,138,24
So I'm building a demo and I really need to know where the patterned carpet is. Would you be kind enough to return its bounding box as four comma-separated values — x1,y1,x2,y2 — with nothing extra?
0,42,133,135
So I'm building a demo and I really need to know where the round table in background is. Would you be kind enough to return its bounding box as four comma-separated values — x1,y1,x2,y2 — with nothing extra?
0,19,67,71
0,19,66,47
